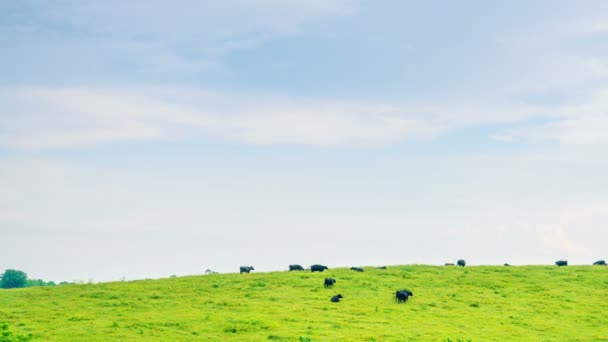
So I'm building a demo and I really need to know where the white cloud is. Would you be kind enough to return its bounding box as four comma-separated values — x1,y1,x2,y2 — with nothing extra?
595,22,608,32
495,88,608,145
4,85,608,149
1,3,606,150
1,0,356,75
0,86,445,149
529,115,608,145
489,12,608,105
33,0,356,40
489,134,514,142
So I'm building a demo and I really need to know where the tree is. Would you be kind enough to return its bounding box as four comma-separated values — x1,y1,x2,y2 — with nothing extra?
0,269,27,289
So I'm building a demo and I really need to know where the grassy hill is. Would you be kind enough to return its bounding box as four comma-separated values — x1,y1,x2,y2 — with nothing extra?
0,265,607,341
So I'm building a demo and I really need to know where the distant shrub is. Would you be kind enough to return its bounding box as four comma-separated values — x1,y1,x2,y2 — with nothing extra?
0,323,33,342
445,338,472,342
223,326,237,334
25,279,56,287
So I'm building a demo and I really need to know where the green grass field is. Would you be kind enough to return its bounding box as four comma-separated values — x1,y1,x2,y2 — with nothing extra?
1,265,607,341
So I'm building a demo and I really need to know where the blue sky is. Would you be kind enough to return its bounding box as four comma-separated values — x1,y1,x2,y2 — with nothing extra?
1,1,608,282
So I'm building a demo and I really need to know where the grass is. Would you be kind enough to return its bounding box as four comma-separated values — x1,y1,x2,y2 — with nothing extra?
0,265,607,341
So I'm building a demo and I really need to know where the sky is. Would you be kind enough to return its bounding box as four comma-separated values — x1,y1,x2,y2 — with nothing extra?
1,1,608,282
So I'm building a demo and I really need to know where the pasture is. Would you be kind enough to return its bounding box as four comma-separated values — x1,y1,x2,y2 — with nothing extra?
0,265,607,341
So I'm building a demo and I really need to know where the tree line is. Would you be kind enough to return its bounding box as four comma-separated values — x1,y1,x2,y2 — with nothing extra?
0,269,63,289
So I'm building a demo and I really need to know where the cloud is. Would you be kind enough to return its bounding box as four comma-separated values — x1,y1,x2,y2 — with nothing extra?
0,0,356,76
527,115,608,145
494,88,608,145
4,84,608,149
488,11,608,106
1,3,606,150
595,22,608,32
0,86,442,149
8,0,356,39
489,134,514,142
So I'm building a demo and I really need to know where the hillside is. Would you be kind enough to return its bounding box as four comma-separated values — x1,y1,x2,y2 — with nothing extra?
0,265,607,341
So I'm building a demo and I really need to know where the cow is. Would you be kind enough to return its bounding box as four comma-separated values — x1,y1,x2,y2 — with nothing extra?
445,263,455,266
593,260,606,266
324,278,336,287
395,289,413,303
330,294,343,303
555,260,568,267
240,266,254,274
289,264,304,271
457,259,466,267
310,264,328,272
350,267,364,272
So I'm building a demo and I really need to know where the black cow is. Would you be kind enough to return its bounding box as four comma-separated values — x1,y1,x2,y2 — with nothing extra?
240,266,254,274
324,278,336,287
457,259,466,267
289,264,304,271
555,260,568,267
330,294,343,302
395,289,413,303
310,264,328,272
350,267,364,272
593,260,606,266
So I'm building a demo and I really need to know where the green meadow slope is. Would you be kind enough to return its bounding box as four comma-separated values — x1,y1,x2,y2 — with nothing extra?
0,265,607,341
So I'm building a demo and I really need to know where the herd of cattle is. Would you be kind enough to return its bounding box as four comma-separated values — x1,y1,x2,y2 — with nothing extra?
241,263,414,304
239,260,607,274
555,260,608,266
237,259,607,304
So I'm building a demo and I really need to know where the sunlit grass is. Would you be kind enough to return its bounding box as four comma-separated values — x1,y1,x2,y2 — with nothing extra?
1,265,607,341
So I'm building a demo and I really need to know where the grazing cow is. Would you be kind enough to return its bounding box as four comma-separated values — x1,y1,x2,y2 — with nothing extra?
377,266,387,269
240,266,254,274
330,294,343,302
395,289,414,303
289,264,305,271
350,267,364,272
324,278,336,287
310,264,328,272
593,260,606,266
555,260,568,267
457,259,466,267
445,263,455,266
